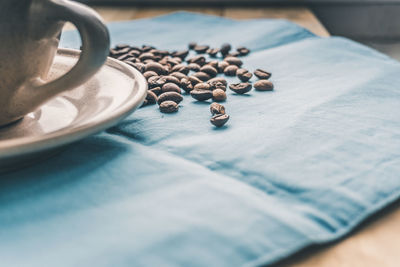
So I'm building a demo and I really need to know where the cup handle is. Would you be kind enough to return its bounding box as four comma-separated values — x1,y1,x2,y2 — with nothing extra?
28,0,110,101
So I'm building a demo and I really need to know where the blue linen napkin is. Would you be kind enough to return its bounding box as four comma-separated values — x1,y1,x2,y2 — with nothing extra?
1,12,399,267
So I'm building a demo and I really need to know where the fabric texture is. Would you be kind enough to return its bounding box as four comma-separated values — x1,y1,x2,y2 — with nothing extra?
1,12,399,267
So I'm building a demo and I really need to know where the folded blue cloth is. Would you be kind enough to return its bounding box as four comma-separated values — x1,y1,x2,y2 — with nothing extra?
1,12,399,267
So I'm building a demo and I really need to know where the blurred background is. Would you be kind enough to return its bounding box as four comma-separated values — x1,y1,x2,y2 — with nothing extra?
76,0,400,60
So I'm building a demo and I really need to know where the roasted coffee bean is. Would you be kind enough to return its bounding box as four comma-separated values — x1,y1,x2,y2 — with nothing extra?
210,102,226,115
116,54,131,61
171,50,189,60
172,57,183,64
158,57,169,66
171,64,189,75
190,89,213,101
113,47,130,55
208,60,219,69
126,62,145,73
188,42,197,50
189,76,203,86
146,90,158,105
142,45,155,52
188,63,201,72
229,82,252,94
170,72,187,80
200,65,218,77
212,89,227,102
129,46,142,53
159,101,179,113
143,59,155,64
207,48,219,57
163,75,181,86
139,52,156,61
254,80,274,91
123,57,141,64
162,82,181,94
180,78,193,93
194,82,211,91
157,92,183,105
226,51,240,57
144,71,158,80
165,58,180,66
150,87,162,96
224,56,243,67
115,44,130,50
145,62,167,75
187,55,206,66
127,50,141,57
217,61,229,73
236,68,253,82
194,45,209,54
236,46,250,56
208,77,227,86
148,76,167,88
224,65,238,76
140,99,148,108
109,49,122,58
210,114,229,127
208,77,227,91
254,69,271,80
192,71,211,81
220,43,231,56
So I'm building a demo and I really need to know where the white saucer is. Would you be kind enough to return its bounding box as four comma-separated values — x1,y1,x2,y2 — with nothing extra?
0,48,147,172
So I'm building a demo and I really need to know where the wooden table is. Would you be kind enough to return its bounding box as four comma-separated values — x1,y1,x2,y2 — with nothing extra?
79,6,399,267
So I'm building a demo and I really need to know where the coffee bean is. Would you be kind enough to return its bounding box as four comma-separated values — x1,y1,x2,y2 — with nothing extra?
187,55,206,66
254,80,274,91
144,71,158,80
194,82,211,91
229,82,252,94
188,63,201,72
192,71,211,81
189,76,203,85
224,65,238,76
171,64,189,75
142,45,155,52
116,54,131,61
126,62,145,73
180,78,193,93
210,102,226,115
163,75,181,86
157,92,183,105
190,89,213,101
207,48,219,57
145,62,167,75
200,65,217,77
148,76,167,88
217,61,229,73
113,47,130,56
165,58,180,66
220,43,231,56
162,83,181,94
170,72,187,80
226,51,240,57
139,52,156,61
146,90,158,105
115,44,130,50
194,45,209,54
171,50,189,60
123,57,141,64
208,60,219,69
236,68,253,82
127,50,141,58
237,46,250,56
143,59,155,64
150,87,162,96
224,56,243,67
129,46,142,53
254,69,271,80
212,89,227,102
208,77,227,91
210,114,229,127
159,101,179,113
151,49,169,57
188,42,197,50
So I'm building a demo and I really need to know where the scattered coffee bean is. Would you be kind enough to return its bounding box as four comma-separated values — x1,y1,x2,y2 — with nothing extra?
148,76,166,88
188,76,203,86
162,82,181,94
171,64,189,75
192,71,211,81
145,62,167,75
208,60,219,69
220,43,231,56
170,72,187,80
200,65,218,77
163,75,181,86
171,50,189,60
142,45,155,52
254,80,274,91
123,57,141,64
188,63,201,72
157,92,183,105
224,65,239,76
226,51,240,57
187,55,206,66
159,101,179,113
146,90,158,105
188,42,197,50
126,62,145,73
217,61,229,73
210,102,226,115
116,54,131,61
254,69,271,80
180,78,193,93
143,71,158,80
190,89,213,101
210,114,229,127
150,87,162,96
139,52,156,61
127,50,141,57
224,56,243,67
194,45,210,54
237,46,250,56
229,82,252,94
236,68,253,82
207,48,219,57
194,82,211,91
208,77,227,91
212,89,227,102
115,44,130,50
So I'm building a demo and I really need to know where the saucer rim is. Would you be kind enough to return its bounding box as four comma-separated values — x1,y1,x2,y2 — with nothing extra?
0,48,147,159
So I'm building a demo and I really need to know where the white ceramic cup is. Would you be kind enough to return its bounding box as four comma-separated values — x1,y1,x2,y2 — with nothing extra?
0,0,110,126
